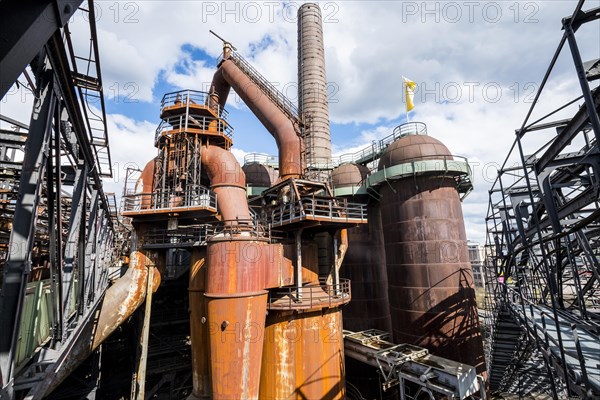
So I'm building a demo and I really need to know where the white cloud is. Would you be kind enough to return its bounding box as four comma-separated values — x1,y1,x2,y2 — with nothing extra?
102,113,157,196
4,1,598,245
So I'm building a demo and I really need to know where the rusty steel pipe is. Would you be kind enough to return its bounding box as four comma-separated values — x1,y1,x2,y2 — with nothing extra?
206,292,268,400
378,133,486,375
29,250,160,398
204,239,272,400
259,309,346,399
92,250,160,349
209,68,231,115
189,249,210,400
201,144,250,223
140,158,155,209
210,60,302,180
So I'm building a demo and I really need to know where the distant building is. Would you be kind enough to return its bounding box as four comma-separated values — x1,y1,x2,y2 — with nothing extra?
468,241,486,289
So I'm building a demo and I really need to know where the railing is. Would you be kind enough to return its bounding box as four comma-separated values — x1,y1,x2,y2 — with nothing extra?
335,122,429,166
501,286,600,396
142,226,213,248
142,218,270,248
267,279,351,310
243,122,432,170
242,151,472,197
122,187,217,214
392,121,427,137
268,197,367,226
159,89,229,119
210,218,269,239
243,152,278,167
154,114,233,145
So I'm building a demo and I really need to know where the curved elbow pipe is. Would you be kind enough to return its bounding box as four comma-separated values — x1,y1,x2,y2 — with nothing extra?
92,253,160,349
31,252,160,398
209,68,231,115
140,159,155,209
210,60,302,180
201,144,251,223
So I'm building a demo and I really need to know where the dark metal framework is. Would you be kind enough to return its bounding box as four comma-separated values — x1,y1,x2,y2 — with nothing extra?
0,1,116,397
484,1,600,398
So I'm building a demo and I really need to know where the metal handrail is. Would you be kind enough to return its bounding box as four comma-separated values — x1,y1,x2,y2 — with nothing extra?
243,153,278,166
392,122,428,137
122,187,217,213
210,218,268,239
142,226,213,247
154,115,233,145
267,279,351,309
160,89,229,119
268,197,367,226
241,124,470,178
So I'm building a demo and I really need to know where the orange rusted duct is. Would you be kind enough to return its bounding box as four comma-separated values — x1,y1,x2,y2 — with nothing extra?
201,144,250,223
140,159,155,209
30,250,160,398
92,250,160,349
198,144,274,399
260,309,346,399
205,292,268,400
204,238,271,399
210,60,302,180
189,248,211,400
337,229,348,270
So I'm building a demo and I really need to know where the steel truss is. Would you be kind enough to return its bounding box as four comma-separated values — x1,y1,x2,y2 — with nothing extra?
484,1,600,398
0,1,116,398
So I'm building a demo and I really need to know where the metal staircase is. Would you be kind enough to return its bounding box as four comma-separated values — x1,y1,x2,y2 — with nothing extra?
488,305,522,391
63,6,112,177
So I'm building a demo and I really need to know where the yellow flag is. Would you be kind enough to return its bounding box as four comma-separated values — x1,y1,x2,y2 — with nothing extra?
404,77,417,112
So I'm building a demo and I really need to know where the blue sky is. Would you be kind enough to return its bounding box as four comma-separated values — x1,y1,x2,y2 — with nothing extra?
1,1,598,242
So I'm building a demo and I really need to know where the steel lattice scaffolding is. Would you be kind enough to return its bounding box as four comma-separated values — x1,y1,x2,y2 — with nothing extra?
0,1,118,398
484,1,600,398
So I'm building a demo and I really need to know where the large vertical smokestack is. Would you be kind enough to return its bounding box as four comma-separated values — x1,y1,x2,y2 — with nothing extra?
298,3,332,167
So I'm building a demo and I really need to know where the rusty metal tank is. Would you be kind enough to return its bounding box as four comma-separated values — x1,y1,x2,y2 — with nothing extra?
377,126,486,374
242,163,278,188
204,237,272,400
331,163,392,333
259,309,345,399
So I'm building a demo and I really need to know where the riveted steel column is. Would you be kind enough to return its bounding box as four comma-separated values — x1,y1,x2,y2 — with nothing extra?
0,53,55,388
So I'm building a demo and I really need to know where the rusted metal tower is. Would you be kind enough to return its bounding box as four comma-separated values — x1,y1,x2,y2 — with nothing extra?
298,2,332,174
377,123,486,375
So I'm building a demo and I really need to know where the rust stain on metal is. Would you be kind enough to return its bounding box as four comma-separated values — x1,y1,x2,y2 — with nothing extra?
189,248,211,399
283,242,319,284
201,144,250,222
140,159,155,209
332,163,392,333
92,250,156,349
206,292,268,400
378,133,486,375
210,59,302,180
260,309,345,399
